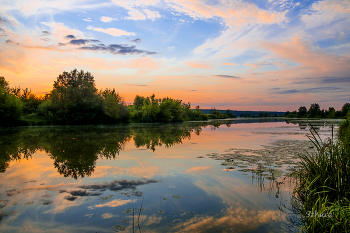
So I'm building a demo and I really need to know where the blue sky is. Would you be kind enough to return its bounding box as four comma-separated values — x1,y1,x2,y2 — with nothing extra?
1,0,349,110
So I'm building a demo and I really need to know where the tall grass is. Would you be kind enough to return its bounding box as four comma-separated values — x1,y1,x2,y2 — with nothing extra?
292,119,350,232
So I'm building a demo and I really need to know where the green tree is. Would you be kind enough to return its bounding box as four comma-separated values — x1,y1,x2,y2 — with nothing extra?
99,88,129,122
308,103,320,118
43,69,104,124
328,107,336,119
226,109,236,118
298,106,307,117
341,103,350,117
0,77,23,126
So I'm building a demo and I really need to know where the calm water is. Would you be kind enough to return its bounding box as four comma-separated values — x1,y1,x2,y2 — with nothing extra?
0,118,342,233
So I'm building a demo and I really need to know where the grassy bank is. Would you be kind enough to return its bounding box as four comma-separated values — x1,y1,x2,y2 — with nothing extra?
291,115,350,232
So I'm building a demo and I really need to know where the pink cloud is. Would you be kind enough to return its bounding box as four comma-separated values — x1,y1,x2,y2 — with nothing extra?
186,62,212,69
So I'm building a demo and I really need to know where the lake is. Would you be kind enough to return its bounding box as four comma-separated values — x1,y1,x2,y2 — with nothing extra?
0,118,343,233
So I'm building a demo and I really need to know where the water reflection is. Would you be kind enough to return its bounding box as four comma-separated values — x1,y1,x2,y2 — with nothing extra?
0,121,235,178
0,118,338,179
0,119,342,233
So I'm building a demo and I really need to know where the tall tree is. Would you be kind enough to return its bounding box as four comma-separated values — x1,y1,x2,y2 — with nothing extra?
45,69,104,124
308,103,320,117
341,103,350,117
298,106,307,117
0,77,23,126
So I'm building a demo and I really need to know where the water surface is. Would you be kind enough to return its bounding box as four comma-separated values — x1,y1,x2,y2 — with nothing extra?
0,118,342,232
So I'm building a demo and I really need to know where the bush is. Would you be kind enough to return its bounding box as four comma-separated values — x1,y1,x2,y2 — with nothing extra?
0,85,23,126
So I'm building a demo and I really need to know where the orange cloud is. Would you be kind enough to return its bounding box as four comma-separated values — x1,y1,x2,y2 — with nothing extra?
170,0,287,28
222,62,238,66
172,205,285,232
186,62,212,69
186,166,212,172
261,36,350,76
91,199,136,208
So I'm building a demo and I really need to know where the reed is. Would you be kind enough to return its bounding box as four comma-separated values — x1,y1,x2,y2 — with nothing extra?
292,120,350,232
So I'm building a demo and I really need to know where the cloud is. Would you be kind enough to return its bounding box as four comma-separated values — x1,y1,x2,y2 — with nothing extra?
292,76,350,85
78,179,159,192
100,16,117,22
301,0,350,30
101,213,115,219
0,16,8,24
64,35,76,40
64,196,77,201
123,83,147,86
187,166,212,172
78,44,157,55
92,199,136,209
69,39,100,45
143,9,161,21
41,31,50,35
212,75,240,79
320,77,350,84
67,190,102,197
111,0,161,21
168,0,288,28
172,205,285,232
222,63,238,66
261,36,350,76
273,87,342,94
83,18,92,22
87,26,135,37
186,62,211,69
131,38,142,43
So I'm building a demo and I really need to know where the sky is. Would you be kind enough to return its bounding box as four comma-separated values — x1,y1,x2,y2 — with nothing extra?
0,0,349,111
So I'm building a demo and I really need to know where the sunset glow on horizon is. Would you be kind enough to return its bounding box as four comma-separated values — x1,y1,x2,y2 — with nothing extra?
1,0,349,111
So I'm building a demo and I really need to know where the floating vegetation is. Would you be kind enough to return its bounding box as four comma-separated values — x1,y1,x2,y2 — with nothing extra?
24,180,37,183
113,225,126,232
122,208,133,214
163,197,167,200
25,201,35,205
172,195,183,199
121,220,128,223
205,140,315,178
98,195,114,201
158,210,165,213
12,202,17,205
197,156,204,158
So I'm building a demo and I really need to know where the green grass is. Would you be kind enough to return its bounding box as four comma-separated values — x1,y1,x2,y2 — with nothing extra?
291,119,350,232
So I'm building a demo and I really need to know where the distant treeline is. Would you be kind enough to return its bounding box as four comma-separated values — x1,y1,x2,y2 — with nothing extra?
0,69,236,127
286,103,350,119
200,109,285,117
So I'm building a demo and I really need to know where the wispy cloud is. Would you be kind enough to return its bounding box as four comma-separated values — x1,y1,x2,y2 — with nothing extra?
83,17,92,22
123,83,148,86
79,44,157,55
69,39,100,45
64,35,76,40
187,166,212,172
273,87,342,94
87,26,135,37
100,16,117,22
222,63,238,66
131,38,142,43
212,75,240,79
186,62,211,69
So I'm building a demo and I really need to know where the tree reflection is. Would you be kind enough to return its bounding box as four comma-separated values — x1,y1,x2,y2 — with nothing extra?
1,120,262,178
1,122,227,178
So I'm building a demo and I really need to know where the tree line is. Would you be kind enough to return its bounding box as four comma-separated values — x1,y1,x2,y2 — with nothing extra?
285,103,350,119
1,69,237,127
